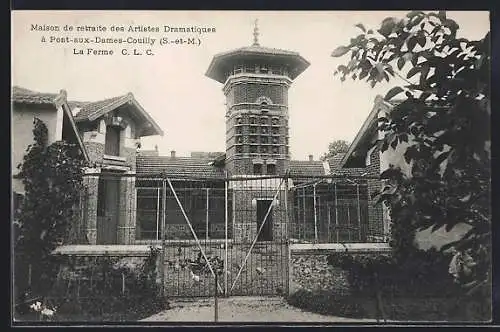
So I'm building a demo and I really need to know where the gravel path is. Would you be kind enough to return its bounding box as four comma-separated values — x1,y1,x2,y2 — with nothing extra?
141,296,378,323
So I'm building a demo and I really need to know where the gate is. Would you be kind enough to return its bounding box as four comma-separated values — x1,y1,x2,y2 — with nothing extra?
134,174,377,298
136,175,290,298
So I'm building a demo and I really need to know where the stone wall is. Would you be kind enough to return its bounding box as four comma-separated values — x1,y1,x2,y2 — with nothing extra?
289,248,391,297
290,252,351,296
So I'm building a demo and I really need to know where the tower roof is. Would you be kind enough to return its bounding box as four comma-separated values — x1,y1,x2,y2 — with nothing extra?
205,22,310,84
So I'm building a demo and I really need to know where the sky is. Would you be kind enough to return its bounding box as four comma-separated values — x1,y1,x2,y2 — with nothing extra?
11,10,489,160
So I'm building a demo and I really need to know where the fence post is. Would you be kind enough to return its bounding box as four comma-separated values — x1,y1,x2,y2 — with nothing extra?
206,188,210,241
313,183,318,243
160,179,167,298
156,187,160,241
214,272,219,322
357,184,362,241
224,175,228,296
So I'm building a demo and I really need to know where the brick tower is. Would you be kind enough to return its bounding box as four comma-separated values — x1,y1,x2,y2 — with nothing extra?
206,20,309,177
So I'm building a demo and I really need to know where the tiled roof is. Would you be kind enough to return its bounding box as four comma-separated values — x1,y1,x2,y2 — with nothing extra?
214,45,301,58
72,94,130,122
12,86,59,105
328,153,368,176
288,160,325,177
136,155,226,178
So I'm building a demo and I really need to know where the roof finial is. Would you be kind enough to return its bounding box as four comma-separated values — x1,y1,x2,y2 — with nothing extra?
253,19,260,46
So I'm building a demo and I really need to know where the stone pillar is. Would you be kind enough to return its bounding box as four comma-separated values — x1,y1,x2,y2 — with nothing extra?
83,175,99,244
117,176,136,244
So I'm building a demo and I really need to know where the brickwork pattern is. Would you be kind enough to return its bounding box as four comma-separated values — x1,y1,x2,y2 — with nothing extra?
366,146,386,239
232,187,288,243
83,175,99,244
229,83,288,105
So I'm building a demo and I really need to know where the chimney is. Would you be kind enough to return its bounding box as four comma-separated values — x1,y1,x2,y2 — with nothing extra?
171,150,176,158
308,154,313,161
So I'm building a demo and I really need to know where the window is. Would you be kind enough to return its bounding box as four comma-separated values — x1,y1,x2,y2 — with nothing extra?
236,117,243,124
261,127,268,134
253,164,262,175
250,127,257,134
105,125,121,156
261,117,268,125
250,117,256,125
261,136,268,144
272,146,279,154
250,146,257,153
267,164,276,175
236,146,243,154
261,146,268,153
234,65,243,74
236,136,243,144
236,127,242,135
272,137,278,144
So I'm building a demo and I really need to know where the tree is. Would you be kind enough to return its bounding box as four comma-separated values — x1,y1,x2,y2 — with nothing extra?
320,139,350,161
331,11,490,284
15,118,88,296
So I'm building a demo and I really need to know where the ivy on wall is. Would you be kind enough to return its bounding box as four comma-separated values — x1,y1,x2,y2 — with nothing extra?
15,117,88,294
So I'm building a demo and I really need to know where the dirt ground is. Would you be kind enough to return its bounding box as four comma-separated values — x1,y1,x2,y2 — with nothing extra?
141,296,379,323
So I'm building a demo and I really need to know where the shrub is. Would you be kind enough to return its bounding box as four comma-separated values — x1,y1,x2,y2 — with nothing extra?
327,248,459,298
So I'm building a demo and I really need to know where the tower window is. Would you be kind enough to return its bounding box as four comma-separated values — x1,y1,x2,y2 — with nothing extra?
272,118,279,125
253,164,262,175
250,117,256,125
261,146,268,153
267,164,276,175
272,146,279,154
250,127,257,134
261,127,268,134
105,125,121,156
236,146,243,154
236,117,243,124
236,127,242,135
272,137,278,144
236,136,243,144
250,146,257,153
261,136,268,144
272,128,279,135
261,117,268,125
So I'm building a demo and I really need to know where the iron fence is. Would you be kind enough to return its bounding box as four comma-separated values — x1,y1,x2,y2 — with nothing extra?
59,173,387,298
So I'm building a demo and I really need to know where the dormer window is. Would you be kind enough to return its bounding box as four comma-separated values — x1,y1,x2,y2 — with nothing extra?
105,125,121,156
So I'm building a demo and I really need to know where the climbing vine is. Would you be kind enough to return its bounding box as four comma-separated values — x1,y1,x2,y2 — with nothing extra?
15,117,88,294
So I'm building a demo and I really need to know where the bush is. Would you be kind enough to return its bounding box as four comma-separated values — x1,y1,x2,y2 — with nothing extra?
327,248,459,298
